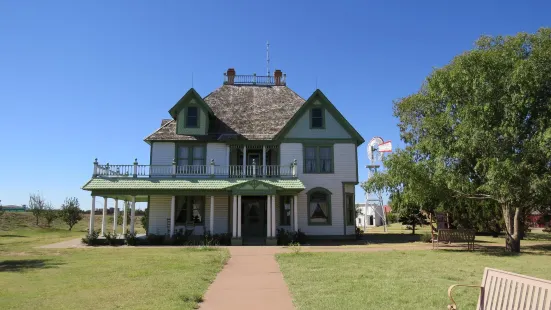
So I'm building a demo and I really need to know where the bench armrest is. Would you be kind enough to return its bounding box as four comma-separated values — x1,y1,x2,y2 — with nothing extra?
447,284,482,310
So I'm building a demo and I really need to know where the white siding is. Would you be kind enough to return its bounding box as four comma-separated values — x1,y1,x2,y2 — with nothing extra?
151,142,175,165
206,143,229,167
148,195,230,236
281,143,357,236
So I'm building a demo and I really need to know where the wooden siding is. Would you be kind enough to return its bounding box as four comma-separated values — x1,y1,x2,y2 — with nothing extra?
206,143,229,167
151,142,175,166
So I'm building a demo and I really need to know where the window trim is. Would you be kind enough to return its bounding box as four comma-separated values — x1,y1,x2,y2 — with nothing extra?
307,187,332,226
280,195,292,226
309,107,325,129
303,144,334,174
345,193,355,226
176,144,206,166
184,106,200,128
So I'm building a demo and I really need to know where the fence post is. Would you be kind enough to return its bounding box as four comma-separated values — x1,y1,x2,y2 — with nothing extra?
133,158,138,178
93,158,98,177
210,159,215,176
252,159,256,177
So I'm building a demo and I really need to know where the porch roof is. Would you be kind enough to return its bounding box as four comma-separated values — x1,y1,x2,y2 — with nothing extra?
82,178,305,195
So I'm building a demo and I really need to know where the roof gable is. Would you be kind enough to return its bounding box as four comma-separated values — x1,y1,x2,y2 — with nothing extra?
168,88,213,119
275,89,365,145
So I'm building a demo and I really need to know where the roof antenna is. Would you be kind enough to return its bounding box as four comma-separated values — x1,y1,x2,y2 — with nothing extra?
316,76,318,89
266,41,270,76
191,72,194,88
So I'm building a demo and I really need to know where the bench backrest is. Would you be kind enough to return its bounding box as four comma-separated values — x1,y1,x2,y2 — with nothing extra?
478,268,551,310
438,229,476,242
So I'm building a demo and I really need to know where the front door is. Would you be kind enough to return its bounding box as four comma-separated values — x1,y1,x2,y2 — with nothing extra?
242,197,266,243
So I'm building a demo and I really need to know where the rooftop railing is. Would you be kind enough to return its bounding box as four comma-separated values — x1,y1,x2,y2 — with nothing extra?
223,73,286,86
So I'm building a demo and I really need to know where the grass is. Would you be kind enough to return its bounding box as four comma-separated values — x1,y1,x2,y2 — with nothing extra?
0,213,229,310
277,248,551,310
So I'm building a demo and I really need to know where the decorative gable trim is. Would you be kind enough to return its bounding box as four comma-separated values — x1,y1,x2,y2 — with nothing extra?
168,88,213,119
275,89,365,145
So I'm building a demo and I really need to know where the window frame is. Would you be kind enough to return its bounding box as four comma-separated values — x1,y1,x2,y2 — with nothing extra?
175,196,205,225
309,107,325,129
176,144,206,166
280,195,292,226
303,144,334,174
307,187,332,226
184,106,199,128
345,193,355,226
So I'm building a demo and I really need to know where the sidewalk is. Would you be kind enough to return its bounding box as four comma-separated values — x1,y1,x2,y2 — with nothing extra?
199,246,294,310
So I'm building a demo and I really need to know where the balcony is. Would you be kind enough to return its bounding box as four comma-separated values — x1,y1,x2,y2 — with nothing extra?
92,159,298,179
223,73,286,86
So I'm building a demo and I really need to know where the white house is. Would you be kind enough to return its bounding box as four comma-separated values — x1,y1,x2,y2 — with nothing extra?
356,202,386,229
82,68,365,245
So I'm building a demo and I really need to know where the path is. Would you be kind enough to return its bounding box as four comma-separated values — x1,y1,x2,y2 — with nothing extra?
199,246,293,310
38,238,84,249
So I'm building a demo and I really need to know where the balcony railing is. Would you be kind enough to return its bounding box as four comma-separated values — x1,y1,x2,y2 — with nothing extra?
92,159,298,179
223,74,286,86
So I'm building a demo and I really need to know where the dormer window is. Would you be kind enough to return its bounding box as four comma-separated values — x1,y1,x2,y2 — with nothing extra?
310,108,324,129
186,107,198,128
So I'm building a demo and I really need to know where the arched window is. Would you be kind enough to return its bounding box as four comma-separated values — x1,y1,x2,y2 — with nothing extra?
307,188,332,225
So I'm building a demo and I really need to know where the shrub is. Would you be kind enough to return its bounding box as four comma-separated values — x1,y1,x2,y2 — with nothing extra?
60,197,83,230
277,228,292,245
355,227,364,240
124,231,138,246
212,233,232,246
43,208,59,227
385,213,397,224
105,231,119,246
170,230,188,245
145,233,165,245
82,229,100,246
420,233,433,243
292,229,307,244
288,242,302,254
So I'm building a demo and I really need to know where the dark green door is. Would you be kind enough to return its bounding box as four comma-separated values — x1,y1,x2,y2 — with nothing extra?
242,198,265,239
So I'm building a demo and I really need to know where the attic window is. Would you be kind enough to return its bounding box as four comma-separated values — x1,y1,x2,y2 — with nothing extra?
310,108,324,129
186,107,198,128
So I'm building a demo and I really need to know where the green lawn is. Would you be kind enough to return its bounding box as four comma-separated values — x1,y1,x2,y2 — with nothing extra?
277,245,551,310
0,213,229,310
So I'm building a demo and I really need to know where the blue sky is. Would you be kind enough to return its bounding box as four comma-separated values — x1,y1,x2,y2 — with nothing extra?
1,0,549,210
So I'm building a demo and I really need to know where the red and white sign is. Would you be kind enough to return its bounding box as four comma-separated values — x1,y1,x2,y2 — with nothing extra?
378,141,392,152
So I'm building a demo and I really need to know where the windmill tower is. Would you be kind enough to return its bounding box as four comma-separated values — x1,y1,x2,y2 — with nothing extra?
365,137,392,232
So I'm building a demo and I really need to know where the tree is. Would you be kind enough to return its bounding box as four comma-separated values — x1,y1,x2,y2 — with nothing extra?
43,207,58,227
60,197,82,231
397,203,429,235
391,29,551,252
141,206,148,234
29,193,48,226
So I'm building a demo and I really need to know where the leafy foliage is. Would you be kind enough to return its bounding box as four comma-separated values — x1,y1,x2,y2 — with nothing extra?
60,197,83,231
82,229,100,245
43,207,58,227
124,231,138,246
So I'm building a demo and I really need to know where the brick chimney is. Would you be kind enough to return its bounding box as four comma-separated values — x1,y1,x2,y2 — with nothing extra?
274,69,283,86
226,68,236,85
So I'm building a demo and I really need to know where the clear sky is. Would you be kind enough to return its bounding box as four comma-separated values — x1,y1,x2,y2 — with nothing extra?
1,0,550,210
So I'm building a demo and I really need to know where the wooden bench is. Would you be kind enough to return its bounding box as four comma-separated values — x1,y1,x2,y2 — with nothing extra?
433,229,476,250
448,267,551,310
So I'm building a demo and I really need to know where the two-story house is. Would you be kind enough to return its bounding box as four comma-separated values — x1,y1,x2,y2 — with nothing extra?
82,68,364,245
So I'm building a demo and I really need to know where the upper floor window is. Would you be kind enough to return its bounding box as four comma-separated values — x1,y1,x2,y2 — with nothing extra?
308,188,331,225
177,145,205,166
304,145,333,173
186,107,199,128
310,108,324,129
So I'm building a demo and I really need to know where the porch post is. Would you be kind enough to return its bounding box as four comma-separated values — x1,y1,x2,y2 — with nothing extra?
209,195,214,233
170,196,175,237
271,195,276,237
130,196,136,234
293,195,299,231
266,195,272,237
101,197,108,236
89,196,96,232
237,195,242,237
232,195,237,237
242,146,247,175
262,145,266,176
113,199,118,234
122,200,128,234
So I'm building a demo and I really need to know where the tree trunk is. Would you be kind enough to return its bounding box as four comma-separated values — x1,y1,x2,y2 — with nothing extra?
412,222,416,235
502,203,521,252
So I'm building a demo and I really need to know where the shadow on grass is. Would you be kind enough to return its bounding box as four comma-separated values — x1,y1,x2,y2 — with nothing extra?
363,233,421,243
0,259,65,272
439,244,551,257
0,235,28,238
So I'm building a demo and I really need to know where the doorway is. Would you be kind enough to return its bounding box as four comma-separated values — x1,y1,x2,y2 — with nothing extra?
241,196,266,245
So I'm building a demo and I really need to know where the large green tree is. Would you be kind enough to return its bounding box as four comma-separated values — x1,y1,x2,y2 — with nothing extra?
389,29,551,252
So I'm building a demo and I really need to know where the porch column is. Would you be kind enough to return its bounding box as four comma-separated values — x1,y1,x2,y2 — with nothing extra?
209,196,214,233
293,195,299,231
170,196,176,237
242,146,247,175
262,145,267,176
113,199,118,234
89,196,96,232
271,195,276,237
232,195,237,237
101,197,108,236
237,195,242,237
266,195,272,237
122,200,128,234
130,196,136,234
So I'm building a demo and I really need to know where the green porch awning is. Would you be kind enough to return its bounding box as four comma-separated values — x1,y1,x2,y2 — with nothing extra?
82,178,305,197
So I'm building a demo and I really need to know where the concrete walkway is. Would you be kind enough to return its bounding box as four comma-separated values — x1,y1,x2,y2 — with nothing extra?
199,246,293,310
38,238,84,249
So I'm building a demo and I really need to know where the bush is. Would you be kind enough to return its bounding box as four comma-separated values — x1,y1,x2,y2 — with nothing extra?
420,233,433,243
145,233,165,245
43,208,59,227
212,233,231,246
543,227,551,233
277,228,292,245
292,229,307,244
355,227,364,240
105,231,119,246
124,231,138,246
170,230,188,245
82,229,100,246
385,213,397,224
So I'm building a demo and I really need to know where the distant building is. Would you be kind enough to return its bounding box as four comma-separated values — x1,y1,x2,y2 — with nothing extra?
1,204,27,212
355,202,386,229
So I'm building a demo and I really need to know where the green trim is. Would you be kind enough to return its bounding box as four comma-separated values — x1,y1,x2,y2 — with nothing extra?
342,183,346,235
354,144,359,183
232,189,276,195
91,190,225,197
275,89,365,145
309,107,325,129
303,144,334,174
183,106,200,128
168,88,213,119
149,142,154,178
307,187,332,226
281,138,356,143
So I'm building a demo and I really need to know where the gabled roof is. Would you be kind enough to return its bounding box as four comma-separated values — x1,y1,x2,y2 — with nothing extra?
275,89,365,145
168,88,213,119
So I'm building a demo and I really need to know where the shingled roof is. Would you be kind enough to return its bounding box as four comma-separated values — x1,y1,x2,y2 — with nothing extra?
145,85,305,141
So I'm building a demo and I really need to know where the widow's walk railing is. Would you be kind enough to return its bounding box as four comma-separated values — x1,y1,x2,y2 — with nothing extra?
92,159,298,179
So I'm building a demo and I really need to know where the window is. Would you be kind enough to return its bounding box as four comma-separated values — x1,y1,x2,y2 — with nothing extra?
304,145,333,173
177,145,205,166
310,108,324,129
280,196,292,226
186,107,198,128
175,196,204,224
346,193,355,225
308,188,331,225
